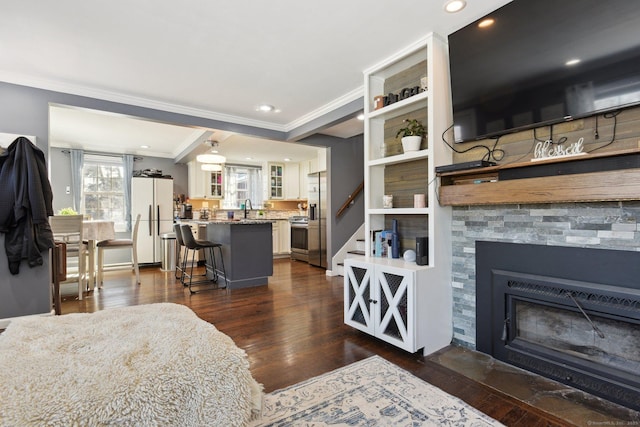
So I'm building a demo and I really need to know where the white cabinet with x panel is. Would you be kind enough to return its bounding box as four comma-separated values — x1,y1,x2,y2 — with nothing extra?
344,257,451,354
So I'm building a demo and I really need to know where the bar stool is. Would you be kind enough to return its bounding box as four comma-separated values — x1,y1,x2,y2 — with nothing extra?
173,224,187,284
180,224,227,294
175,224,207,287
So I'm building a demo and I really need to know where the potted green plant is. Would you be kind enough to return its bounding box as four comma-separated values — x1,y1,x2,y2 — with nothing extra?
58,207,78,215
395,118,426,152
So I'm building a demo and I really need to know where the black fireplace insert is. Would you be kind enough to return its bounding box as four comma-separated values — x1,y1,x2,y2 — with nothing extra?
476,241,640,411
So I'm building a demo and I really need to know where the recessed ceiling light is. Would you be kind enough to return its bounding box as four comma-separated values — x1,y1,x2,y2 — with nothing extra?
257,104,275,112
140,145,150,149
444,0,466,13
565,58,581,66
284,158,291,162
245,157,253,160
478,18,495,28
357,114,365,120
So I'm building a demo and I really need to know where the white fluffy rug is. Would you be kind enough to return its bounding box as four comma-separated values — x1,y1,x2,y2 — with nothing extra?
250,355,504,426
0,303,262,426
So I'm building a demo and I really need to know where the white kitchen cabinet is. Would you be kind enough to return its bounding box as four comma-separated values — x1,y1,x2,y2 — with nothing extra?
206,170,223,198
307,157,319,174
268,163,284,199
299,160,310,198
307,149,327,174
317,149,327,172
188,160,223,199
271,220,291,256
187,160,205,198
279,220,291,254
272,220,280,254
344,257,451,354
284,163,300,199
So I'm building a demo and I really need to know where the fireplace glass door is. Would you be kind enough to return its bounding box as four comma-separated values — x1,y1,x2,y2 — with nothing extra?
511,298,640,378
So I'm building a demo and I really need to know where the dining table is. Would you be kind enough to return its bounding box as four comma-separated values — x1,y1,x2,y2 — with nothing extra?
83,220,115,289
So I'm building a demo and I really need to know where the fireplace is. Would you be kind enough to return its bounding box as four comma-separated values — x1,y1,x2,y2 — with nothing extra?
476,241,640,411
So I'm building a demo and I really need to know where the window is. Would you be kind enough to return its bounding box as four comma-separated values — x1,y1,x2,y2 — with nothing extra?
82,155,126,231
223,165,263,209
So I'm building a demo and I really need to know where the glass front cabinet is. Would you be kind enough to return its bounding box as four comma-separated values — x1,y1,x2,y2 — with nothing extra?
269,163,284,199
208,170,223,198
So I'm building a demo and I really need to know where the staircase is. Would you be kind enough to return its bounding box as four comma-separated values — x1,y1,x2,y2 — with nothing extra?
331,223,366,276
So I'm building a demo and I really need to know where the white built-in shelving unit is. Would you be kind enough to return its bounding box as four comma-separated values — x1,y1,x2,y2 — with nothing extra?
344,33,453,355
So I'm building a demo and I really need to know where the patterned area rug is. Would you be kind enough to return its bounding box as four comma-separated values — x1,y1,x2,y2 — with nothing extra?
250,355,504,426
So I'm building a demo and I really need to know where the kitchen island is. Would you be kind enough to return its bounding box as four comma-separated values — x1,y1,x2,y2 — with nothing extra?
204,220,273,289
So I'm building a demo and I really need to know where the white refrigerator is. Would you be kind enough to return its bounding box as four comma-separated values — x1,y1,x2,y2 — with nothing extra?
132,177,174,264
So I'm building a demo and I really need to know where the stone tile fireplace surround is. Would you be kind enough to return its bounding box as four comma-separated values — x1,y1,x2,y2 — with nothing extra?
451,201,640,348
451,201,640,409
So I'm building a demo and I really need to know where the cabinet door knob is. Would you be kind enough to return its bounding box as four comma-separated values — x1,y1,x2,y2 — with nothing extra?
368,299,378,304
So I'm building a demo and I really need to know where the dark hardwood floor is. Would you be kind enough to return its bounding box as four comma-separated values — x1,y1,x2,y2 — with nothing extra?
59,259,576,426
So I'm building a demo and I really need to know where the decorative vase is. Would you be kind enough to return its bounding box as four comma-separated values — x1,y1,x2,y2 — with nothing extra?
401,135,422,152
391,219,400,259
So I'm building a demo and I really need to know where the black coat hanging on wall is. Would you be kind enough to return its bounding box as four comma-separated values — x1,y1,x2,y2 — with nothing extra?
0,137,55,274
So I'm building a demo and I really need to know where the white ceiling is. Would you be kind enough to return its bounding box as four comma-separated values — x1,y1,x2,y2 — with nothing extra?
48,104,322,165
1,0,511,162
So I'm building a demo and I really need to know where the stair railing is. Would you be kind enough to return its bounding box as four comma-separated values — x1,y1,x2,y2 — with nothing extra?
335,180,364,219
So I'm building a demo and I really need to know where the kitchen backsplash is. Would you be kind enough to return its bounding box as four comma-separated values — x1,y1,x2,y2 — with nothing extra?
208,209,304,220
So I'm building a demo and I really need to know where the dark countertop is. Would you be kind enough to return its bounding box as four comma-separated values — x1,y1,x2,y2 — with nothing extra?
207,219,276,225
177,219,276,225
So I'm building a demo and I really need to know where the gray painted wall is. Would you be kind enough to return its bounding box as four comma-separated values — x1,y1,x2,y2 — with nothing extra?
299,133,365,261
0,84,51,319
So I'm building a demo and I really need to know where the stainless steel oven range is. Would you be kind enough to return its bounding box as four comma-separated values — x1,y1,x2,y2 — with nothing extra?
289,216,308,262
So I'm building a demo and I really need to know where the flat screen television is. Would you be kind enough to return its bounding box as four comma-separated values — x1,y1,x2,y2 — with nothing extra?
448,0,640,143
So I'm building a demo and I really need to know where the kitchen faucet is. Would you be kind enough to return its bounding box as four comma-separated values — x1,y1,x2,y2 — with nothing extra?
244,199,253,219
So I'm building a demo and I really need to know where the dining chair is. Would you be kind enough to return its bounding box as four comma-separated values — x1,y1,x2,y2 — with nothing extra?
96,214,141,286
179,224,226,294
48,214,87,300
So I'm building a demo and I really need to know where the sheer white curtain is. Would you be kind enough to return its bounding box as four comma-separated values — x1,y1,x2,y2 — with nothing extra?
122,154,134,231
223,165,263,209
70,149,84,212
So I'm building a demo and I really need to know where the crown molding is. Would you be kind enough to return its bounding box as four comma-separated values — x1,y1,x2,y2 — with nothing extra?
284,86,364,132
1,71,365,137
0,71,287,132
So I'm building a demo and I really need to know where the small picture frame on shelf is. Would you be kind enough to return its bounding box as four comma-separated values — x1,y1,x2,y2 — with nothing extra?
374,96,385,110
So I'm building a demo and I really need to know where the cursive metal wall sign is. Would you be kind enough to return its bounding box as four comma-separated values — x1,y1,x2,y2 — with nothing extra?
531,137,586,161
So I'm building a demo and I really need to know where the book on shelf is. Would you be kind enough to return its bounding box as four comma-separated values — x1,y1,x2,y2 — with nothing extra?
372,230,392,257
371,229,380,257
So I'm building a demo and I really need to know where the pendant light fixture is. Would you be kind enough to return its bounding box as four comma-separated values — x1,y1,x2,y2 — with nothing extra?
197,139,226,164
196,153,226,164
201,163,223,172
